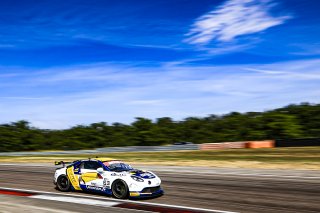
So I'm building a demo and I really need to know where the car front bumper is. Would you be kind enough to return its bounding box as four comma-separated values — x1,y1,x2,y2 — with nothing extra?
129,186,164,198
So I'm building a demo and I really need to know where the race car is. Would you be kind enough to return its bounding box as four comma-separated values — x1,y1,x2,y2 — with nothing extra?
54,158,163,199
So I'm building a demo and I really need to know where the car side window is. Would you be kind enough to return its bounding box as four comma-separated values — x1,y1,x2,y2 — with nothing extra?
83,161,101,170
79,162,85,169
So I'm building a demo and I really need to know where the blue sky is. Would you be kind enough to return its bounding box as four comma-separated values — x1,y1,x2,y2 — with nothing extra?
0,0,319,129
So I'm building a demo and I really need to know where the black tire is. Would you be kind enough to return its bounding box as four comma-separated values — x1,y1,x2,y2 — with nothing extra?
112,179,129,199
56,175,71,192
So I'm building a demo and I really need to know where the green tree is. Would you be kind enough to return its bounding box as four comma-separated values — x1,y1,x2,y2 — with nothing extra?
0,103,319,151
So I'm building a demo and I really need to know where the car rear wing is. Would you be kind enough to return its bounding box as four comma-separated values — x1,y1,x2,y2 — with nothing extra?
54,161,72,167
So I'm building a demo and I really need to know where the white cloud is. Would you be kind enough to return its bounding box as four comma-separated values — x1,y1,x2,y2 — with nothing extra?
0,59,319,129
185,0,292,45
243,67,289,75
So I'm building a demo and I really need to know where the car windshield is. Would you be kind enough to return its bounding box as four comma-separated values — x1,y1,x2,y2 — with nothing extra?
103,161,133,172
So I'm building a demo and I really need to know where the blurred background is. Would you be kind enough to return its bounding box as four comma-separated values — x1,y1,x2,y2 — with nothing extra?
0,102,320,152
0,0,320,212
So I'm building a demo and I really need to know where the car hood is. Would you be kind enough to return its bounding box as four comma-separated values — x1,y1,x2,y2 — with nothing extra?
129,169,156,179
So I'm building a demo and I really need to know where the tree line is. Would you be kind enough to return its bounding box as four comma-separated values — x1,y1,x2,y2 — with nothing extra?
1,103,319,152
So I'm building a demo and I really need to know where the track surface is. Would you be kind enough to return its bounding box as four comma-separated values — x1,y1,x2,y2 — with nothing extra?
0,164,319,213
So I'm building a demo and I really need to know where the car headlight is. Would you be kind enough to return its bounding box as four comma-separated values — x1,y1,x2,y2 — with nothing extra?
131,176,144,182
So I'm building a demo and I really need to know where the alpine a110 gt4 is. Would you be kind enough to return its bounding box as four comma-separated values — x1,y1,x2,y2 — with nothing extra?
54,158,163,199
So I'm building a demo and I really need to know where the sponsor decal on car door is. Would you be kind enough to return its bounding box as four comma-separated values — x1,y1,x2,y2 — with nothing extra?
67,166,82,191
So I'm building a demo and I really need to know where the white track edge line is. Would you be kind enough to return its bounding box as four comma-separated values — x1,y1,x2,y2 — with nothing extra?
0,187,237,213
30,194,120,207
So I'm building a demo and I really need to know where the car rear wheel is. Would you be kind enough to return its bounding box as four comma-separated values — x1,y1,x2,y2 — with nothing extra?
57,175,71,192
112,179,128,199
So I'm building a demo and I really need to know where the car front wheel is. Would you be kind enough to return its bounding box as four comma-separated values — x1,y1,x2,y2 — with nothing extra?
112,179,128,199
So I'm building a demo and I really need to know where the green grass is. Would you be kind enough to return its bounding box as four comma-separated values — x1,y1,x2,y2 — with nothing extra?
1,146,319,162
1,147,319,169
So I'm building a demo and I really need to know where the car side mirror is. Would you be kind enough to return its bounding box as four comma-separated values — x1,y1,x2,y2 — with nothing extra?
97,167,104,174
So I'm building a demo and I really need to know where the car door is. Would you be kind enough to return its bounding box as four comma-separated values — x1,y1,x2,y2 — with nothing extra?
79,161,104,188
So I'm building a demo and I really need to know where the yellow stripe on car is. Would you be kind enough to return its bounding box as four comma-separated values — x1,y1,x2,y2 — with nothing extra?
81,172,99,183
67,167,82,191
130,192,140,196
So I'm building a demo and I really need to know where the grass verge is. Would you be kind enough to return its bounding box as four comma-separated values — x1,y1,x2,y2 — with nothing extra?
0,147,319,170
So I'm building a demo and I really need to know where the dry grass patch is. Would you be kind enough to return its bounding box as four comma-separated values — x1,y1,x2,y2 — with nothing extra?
1,147,319,170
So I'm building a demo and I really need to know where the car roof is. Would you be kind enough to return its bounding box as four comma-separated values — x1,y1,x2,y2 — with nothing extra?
94,157,119,162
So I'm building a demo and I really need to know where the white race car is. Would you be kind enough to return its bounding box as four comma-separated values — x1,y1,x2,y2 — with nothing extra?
54,158,163,199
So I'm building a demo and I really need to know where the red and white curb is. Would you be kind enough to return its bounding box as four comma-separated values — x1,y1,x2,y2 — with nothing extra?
0,187,237,213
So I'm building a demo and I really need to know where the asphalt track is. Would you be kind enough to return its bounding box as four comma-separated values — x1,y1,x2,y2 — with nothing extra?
0,164,319,213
